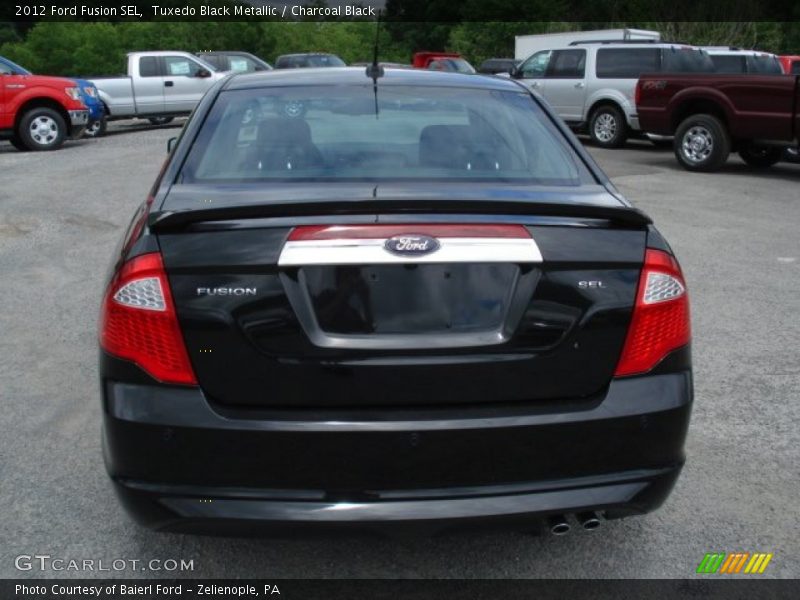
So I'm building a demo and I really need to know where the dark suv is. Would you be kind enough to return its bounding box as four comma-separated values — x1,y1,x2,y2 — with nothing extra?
100,68,693,536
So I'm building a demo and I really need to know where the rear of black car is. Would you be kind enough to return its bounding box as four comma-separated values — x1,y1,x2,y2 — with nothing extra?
99,69,692,535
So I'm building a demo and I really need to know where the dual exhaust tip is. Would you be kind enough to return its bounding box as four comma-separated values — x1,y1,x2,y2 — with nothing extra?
548,512,601,535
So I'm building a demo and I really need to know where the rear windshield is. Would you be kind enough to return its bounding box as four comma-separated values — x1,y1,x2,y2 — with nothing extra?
180,84,589,186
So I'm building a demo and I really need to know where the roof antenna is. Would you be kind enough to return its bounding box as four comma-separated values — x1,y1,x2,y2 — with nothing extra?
366,10,384,119
366,9,384,82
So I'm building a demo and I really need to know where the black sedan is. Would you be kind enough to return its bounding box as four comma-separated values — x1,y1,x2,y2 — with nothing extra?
99,67,692,536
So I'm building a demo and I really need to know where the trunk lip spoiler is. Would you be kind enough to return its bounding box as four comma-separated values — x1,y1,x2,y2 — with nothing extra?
149,199,652,232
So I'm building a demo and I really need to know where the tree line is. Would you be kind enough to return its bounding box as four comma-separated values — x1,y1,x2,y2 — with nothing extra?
1,20,798,77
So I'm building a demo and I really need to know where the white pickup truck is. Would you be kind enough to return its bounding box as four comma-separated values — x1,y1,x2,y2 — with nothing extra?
89,51,228,128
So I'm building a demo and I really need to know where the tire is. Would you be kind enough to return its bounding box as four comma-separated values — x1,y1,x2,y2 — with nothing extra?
9,136,30,152
84,115,107,138
738,144,782,168
674,114,730,172
588,105,628,148
148,117,174,126
17,107,67,151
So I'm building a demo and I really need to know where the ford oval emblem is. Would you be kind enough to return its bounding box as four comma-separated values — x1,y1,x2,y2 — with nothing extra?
384,234,441,257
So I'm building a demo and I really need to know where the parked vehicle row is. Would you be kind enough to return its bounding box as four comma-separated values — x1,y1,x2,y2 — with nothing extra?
509,41,716,148
504,33,800,171
5,40,800,168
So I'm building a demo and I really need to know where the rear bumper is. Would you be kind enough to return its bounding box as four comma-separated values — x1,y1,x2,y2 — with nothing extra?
102,371,692,534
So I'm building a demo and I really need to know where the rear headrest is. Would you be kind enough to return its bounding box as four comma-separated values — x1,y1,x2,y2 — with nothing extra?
419,125,474,168
257,118,313,146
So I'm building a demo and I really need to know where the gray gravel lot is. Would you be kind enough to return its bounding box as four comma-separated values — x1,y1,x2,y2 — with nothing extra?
0,122,798,579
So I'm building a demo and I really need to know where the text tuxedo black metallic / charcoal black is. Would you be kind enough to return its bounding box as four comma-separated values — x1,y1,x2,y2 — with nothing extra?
99,68,692,536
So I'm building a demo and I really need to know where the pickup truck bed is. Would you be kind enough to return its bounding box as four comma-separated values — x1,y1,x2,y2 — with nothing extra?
636,73,799,171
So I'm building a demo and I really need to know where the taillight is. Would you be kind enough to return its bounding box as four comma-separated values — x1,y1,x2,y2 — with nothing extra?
100,252,196,385
634,80,642,106
615,249,691,377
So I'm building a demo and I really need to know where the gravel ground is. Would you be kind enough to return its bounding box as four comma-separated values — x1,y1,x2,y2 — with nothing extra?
0,121,798,579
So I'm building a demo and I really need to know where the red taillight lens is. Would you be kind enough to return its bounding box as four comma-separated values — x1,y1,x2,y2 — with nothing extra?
615,249,691,377
100,252,197,385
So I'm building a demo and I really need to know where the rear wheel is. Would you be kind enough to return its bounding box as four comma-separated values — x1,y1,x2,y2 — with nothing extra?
17,107,67,151
589,105,628,148
674,114,730,172
738,144,782,168
148,117,174,126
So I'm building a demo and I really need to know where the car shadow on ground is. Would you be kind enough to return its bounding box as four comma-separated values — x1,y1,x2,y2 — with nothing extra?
103,120,185,138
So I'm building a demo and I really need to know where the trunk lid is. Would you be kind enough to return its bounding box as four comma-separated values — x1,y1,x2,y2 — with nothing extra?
157,188,647,409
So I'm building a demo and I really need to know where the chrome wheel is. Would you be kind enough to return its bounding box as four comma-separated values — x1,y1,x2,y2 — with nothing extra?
29,116,59,146
681,126,714,164
593,113,617,143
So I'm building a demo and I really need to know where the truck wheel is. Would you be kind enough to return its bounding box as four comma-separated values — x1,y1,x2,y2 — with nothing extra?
17,107,67,151
589,105,628,148
148,117,174,126
738,144,782,168
674,114,730,172
85,116,107,138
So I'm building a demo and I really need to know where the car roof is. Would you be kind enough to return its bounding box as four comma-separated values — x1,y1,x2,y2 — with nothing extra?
548,43,698,50
222,66,523,92
199,51,254,56
277,53,338,59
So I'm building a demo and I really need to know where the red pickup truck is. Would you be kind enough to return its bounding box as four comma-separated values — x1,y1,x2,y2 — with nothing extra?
636,73,800,171
412,52,476,73
1,56,89,151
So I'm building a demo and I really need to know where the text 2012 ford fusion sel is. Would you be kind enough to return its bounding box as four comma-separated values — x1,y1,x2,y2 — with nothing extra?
99,67,692,535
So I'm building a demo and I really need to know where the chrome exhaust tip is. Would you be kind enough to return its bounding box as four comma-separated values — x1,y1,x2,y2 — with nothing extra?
577,511,601,531
548,515,570,536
